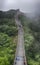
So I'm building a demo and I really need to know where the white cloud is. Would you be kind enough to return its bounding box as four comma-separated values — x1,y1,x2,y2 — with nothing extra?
0,0,40,13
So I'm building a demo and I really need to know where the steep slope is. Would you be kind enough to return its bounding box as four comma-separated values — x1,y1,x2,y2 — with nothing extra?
0,9,18,65
18,14,40,65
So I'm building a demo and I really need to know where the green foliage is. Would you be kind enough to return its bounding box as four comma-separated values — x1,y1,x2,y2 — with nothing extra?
0,10,16,18
0,33,16,65
0,11,17,65
0,19,18,36
0,18,16,26
28,58,40,65
0,25,18,36
19,15,40,65
29,21,40,32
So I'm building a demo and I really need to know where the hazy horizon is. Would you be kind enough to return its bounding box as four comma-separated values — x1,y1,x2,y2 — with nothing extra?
0,0,40,17
0,0,39,13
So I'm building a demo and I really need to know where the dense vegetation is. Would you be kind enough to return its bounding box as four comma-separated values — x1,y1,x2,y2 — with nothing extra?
19,14,40,65
0,33,16,65
0,10,18,65
0,10,16,18
0,9,40,65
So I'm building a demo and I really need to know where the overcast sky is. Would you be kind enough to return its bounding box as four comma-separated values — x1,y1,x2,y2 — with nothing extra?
0,0,40,13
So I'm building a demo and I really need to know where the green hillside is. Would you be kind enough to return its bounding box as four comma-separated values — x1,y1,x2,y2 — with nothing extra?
0,10,18,65
18,14,40,65
0,9,40,65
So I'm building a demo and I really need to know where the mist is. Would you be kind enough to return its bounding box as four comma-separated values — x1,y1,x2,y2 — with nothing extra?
0,0,40,17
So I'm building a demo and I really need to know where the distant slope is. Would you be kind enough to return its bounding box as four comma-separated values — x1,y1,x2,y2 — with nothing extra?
0,9,18,18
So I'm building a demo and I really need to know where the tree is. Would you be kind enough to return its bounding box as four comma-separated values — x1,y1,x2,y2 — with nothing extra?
35,0,40,21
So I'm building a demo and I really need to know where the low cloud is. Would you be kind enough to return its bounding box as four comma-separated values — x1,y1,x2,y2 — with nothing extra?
0,0,40,13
